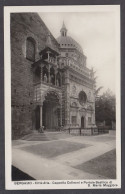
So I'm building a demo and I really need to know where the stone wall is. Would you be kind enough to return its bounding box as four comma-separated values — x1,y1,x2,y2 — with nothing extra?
11,12,96,139
11,13,59,139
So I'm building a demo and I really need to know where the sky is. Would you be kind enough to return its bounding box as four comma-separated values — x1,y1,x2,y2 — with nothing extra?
39,11,119,95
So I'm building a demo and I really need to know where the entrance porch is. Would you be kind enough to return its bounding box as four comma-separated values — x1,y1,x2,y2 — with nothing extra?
34,92,62,131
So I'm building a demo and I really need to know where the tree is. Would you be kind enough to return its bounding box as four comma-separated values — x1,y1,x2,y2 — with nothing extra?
95,89,116,126
90,67,103,96
90,68,116,126
95,86,103,96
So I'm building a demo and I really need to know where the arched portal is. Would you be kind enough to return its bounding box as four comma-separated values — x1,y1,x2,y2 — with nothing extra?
81,116,85,129
42,92,61,131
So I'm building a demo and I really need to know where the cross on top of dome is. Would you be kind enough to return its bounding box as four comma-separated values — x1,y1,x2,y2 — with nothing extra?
60,21,67,37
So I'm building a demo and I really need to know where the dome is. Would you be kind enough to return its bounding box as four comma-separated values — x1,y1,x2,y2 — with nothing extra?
57,22,83,54
57,36,83,54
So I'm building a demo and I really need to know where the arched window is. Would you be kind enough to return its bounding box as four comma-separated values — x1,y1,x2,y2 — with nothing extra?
88,117,92,124
78,91,87,105
26,37,35,62
72,116,77,125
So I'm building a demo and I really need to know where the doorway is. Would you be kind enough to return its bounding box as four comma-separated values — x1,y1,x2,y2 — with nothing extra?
42,92,60,131
81,116,85,128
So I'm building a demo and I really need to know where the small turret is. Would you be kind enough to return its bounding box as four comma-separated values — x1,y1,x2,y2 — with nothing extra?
60,21,67,37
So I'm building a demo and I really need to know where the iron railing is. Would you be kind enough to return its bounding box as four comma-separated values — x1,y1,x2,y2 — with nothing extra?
64,127,110,136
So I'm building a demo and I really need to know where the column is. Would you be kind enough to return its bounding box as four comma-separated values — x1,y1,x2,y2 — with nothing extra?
47,51,50,61
55,56,57,65
32,107,36,130
60,107,62,126
60,74,62,86
40,105,43,128
55,74,56,86
48,65,50,83
93,102,96,127
55,69,57,86
64,70,70,128
40,66,43,82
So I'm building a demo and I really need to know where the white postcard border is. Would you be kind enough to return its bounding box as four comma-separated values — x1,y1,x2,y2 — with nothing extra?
4,5,121,190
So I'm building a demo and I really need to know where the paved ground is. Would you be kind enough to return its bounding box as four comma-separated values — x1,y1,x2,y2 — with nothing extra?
74,149,116,179
12,131,116,180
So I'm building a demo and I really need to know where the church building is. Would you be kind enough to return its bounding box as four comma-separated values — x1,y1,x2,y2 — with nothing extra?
11,13,96,139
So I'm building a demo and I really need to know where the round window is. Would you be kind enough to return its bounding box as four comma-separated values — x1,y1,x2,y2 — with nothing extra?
78,91,87,105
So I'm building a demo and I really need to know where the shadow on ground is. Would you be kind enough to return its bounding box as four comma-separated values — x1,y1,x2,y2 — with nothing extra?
73,149,116,179
12,166,35,181
20,140,91,158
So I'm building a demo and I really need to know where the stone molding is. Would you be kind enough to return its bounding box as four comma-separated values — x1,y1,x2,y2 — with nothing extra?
41,89,62,105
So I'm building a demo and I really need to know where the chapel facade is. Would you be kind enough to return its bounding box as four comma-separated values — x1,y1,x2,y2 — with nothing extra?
11,13,96,139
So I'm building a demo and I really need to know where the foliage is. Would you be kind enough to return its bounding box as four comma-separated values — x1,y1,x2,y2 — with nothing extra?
95,89,116,125
90,67,103,96
91,67,115,126
95,86,103,96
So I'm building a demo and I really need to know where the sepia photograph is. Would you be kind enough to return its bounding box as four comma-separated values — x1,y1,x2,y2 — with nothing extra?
4,5,121,189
